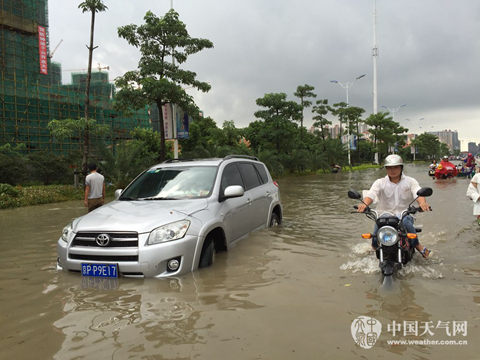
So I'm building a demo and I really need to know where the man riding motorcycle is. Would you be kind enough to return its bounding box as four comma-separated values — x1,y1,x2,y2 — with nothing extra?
356,154,432,258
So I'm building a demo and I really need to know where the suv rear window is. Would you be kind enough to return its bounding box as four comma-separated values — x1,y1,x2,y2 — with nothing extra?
238,163,262,190
254,163,268,184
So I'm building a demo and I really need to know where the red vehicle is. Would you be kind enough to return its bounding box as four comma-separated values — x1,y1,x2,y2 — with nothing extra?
435,157,458,179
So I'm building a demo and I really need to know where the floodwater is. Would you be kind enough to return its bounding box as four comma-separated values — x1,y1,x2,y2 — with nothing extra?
1,164,479,360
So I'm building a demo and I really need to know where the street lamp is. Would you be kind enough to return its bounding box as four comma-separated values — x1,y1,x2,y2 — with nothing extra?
330,73,366,166
380,104,407,122
330,74,366,105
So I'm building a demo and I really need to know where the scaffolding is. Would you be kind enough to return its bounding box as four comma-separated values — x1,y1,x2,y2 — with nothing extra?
0,0,152,153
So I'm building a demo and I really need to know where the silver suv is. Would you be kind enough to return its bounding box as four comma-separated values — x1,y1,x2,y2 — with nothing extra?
57,155,282,278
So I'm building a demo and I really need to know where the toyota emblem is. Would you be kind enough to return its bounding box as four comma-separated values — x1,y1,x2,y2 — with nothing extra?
96,233,111,247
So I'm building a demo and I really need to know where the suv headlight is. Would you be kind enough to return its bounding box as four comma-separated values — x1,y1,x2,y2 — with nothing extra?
61,222,73,243
147,220,190,245
377,226,398,246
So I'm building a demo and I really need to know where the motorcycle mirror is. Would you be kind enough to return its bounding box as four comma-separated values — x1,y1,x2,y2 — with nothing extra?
348,190,361,200
416,187,433,197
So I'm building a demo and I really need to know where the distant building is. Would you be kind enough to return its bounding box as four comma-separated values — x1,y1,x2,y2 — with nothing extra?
467,142,479,156
328,124,341,139
0,0,151,153
427,130,460,152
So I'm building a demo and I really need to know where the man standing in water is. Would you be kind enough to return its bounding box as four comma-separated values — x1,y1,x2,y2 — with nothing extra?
357,154,432,258
84,163,105,212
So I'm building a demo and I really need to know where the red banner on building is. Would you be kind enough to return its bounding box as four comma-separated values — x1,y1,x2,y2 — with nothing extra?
38,26,48,75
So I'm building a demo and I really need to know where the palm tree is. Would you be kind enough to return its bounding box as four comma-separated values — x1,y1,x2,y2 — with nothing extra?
78,0,108,173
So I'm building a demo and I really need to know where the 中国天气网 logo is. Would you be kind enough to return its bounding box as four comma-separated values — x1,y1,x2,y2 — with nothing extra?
351,316,382,349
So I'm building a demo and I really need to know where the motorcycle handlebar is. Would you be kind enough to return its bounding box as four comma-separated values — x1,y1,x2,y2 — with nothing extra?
408,206,432,214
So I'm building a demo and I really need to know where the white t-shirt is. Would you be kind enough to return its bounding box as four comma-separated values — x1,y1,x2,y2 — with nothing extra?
85,171,104,199
364,174,421,217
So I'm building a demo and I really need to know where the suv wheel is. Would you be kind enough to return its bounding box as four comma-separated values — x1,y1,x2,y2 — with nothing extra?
199,238,215,268
269,213,280,227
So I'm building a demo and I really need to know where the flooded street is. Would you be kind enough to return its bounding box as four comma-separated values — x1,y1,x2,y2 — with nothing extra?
1,164,479,359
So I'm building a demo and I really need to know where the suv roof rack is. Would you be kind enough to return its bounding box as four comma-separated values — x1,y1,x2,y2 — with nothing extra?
223,155,259,161
162,158,223,163
162,158,195,163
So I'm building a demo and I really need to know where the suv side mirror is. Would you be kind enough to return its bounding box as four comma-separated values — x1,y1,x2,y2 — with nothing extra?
114,189,123,200
221,185,244,201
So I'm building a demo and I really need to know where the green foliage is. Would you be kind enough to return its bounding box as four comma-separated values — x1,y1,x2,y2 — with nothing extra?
115,9,213,161
364,112,407,161
411,133,443,160
294,84,316,130
312,98,332,146
78,0,108,13
0,183,19,197
0,185,84,209
252,93,302,153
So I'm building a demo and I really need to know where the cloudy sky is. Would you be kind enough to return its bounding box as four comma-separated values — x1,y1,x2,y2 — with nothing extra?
49,0,480,150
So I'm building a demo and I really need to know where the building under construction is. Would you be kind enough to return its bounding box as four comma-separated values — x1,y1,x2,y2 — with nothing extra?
0,0,151,153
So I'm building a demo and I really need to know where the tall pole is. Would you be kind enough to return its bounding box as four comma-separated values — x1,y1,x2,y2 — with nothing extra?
170,0,179,158
372,0,379,163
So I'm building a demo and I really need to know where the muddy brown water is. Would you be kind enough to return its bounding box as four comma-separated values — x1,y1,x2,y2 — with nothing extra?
1,164,479,359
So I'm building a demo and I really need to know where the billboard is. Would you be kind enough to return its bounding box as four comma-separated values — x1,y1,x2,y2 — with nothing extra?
176,107,190,139
38,26,48,75
162,104,173,139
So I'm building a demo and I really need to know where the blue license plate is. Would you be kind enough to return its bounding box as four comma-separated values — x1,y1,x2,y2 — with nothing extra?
81,263,118,278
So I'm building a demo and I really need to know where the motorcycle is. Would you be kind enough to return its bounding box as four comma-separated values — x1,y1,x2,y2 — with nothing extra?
348,187,433,287
434,163,457,179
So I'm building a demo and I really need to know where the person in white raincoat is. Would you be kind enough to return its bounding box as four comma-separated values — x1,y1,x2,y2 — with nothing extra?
466,169,480,225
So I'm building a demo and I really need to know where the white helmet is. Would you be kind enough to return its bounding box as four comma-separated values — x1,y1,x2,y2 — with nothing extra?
384,154,404,167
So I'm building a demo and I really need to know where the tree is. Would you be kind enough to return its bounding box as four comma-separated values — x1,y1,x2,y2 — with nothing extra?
312,99,331,150
115,10,213,161
364,112,407,161
330,102,348,138
294,84,316,134
78,0,108,172
411,133,442,160
47,117,110,161
252,93,302,153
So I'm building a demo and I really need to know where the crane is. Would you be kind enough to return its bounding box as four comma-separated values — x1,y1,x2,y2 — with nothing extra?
48,39,63,59
64,63,110,72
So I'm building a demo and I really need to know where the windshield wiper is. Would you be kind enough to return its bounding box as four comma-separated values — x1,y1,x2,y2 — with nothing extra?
119,197,138,201
143,197,178,200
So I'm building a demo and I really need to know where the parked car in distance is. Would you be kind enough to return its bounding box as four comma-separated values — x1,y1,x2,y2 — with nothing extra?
57,155,282,278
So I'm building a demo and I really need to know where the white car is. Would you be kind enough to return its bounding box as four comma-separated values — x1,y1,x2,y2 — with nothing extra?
57,155,282,278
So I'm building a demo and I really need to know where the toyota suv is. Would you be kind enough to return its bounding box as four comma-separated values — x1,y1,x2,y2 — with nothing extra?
57,155,282,278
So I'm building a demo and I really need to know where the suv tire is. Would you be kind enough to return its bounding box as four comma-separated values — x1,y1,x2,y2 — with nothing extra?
269,213,280,227
199,238,215,268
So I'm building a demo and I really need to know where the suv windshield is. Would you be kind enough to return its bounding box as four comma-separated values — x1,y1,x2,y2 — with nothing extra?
120,166,217,200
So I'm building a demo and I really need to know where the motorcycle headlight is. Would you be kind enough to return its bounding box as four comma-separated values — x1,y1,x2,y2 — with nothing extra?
147,220,190,245
61,222,73,243
377,226,398,246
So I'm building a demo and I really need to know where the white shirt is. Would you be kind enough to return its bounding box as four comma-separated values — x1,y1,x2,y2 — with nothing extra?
364,174,421,217
85,171,104,199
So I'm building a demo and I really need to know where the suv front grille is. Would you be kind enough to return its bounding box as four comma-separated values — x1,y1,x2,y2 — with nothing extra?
69,254,138,262
72,232,138,248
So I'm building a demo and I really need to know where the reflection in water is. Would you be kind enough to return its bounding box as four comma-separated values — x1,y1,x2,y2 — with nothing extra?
52,240,279,359
363,281,432,356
